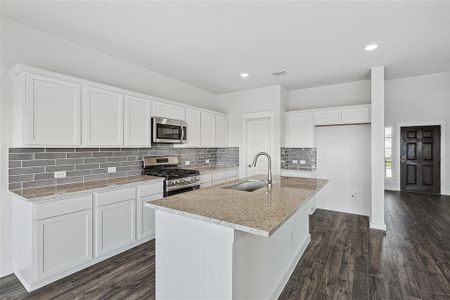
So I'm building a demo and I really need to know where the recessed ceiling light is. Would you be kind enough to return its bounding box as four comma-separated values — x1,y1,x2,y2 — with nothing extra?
240,73,249,78
364,44,378,52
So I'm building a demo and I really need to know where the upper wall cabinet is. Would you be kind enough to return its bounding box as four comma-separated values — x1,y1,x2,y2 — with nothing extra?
10,65,227,148
200,112,216,147
285,112,315,148
12,73,82,146
184,109,201,147
124,95,151,147
152,101,185,121
82,86,124,146
341,106,371,124
314,109,340,126
215,115,228,147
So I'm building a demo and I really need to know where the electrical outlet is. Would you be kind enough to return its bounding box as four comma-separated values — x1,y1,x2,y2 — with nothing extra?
107,167,116,173
54,171,66,179
185,161,191,166
299,160,307,165
292,160,298,164
205,159,210,164
349,191,358,199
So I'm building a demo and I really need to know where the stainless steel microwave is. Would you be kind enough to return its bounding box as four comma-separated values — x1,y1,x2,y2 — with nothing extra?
151,117,187,144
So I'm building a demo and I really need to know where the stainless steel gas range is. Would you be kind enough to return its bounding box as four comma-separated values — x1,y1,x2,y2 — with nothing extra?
142,156,200,197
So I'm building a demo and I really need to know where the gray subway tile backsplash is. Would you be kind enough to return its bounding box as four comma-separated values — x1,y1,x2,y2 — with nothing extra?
8,146,239,191
281,147,317,171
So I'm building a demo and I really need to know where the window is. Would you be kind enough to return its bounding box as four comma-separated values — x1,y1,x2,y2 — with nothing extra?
385,127,393,179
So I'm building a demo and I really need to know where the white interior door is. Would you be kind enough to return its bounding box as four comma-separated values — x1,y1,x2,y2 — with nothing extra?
245,117,272,177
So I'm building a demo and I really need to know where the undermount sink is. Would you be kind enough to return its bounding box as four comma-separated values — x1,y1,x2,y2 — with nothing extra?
225,180,267,192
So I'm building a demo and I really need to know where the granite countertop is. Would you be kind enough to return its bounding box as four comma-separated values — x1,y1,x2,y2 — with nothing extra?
10,175,164,202
147,175,327,237
183,165,239,174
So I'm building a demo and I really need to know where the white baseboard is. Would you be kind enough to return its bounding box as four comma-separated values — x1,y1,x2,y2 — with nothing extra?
0,263,13,278
370,222,387,231
270,234,311,300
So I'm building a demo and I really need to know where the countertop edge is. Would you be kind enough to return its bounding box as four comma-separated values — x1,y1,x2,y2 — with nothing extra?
10,177,165,203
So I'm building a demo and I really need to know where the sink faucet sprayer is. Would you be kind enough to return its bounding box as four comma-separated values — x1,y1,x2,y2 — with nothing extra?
249,152,272,187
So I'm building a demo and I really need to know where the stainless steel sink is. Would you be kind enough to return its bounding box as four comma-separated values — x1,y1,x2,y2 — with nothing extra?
225,180,267,192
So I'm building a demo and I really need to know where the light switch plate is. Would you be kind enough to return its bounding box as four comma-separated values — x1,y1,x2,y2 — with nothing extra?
185,161,191,166
205,159,210,164
107,167,116,173
299,160,307,165
54,171,66,179
292,160,298,164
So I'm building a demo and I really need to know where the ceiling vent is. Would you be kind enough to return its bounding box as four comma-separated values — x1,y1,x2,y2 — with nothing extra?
272,70,288,77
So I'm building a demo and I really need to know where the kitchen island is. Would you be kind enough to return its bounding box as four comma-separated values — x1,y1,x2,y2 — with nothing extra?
146,175,327,300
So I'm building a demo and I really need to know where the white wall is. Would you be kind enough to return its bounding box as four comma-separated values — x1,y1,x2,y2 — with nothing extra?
314,125,372,216
288,80,370,110
385,72,450,195
0,18,218,276
217,85,284,178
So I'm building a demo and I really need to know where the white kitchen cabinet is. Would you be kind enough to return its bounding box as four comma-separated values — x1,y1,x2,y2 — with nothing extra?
137,193,162,239
152,101,185,120
201,112,216,147
314,109,340,126
82,86,124,146
215,115,228,147
341,105,371,124
37,209,92,280
124,95,151,146
95,199,136,257
184,109,201,147
12,72,82,146
285,112,315,148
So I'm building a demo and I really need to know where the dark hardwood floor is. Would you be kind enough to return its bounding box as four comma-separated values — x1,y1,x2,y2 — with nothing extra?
1,191,449,299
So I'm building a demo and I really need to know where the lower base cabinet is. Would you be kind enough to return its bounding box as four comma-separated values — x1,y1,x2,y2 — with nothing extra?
95,199,136,257
37,209,92,280
11,179,163,292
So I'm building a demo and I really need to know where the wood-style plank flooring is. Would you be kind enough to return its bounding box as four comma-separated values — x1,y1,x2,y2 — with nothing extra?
1,191,449,299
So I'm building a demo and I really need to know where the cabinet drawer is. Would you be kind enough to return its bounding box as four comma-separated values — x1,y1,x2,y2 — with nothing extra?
36,194,92,220
95,187,135,207
213,178,227,186
139,181,163,197
213,171,227,181
226,169,239,178
200,174,212,183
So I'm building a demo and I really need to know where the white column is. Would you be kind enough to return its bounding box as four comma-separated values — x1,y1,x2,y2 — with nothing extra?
370,66,386,231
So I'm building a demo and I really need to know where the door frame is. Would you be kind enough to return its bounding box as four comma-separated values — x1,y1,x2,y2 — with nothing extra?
242,111,275,178
394,121,446,194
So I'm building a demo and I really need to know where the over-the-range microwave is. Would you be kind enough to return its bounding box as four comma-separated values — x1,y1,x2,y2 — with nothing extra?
151,117,187,144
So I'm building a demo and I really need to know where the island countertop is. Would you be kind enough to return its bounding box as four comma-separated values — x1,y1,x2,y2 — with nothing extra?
146,175,327,237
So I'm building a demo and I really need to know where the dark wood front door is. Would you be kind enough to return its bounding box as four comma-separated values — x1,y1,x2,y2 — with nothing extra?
400,126,440,193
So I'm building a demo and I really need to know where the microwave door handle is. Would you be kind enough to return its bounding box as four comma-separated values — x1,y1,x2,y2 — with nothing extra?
180,123,184,144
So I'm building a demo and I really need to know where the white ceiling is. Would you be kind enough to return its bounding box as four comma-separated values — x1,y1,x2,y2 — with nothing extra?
2,1,450,94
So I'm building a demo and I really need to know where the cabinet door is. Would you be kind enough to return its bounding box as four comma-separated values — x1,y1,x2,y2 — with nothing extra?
82,86,124,146
200,112,216,147
95,199,135,256
124,95,151,146
25,74,81,146
152,101,185,120
215,115,228,147
137,193,163,240
184,109,201,147
314,109,340,125
341,106,371,124
285,112,315,148
37,209,92,280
